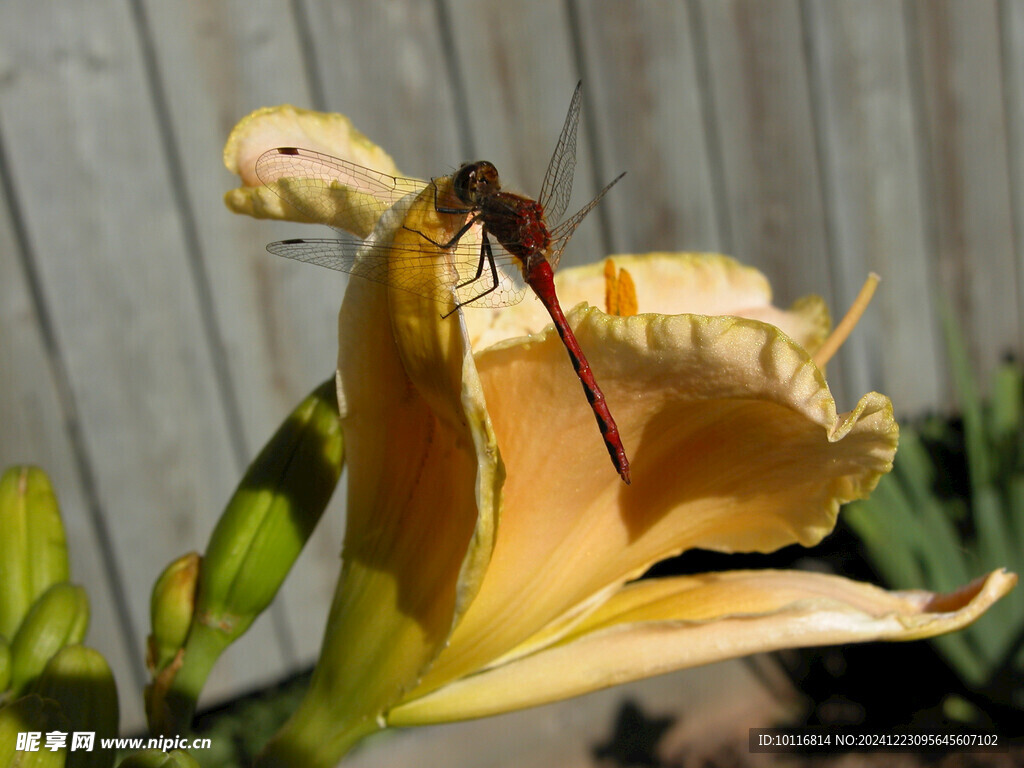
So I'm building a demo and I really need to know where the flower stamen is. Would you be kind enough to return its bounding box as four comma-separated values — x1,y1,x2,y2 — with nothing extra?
813,273,880,368
603,259,638,317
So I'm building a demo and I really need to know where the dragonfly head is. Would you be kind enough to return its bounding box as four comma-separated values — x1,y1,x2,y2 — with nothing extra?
453,161,501,207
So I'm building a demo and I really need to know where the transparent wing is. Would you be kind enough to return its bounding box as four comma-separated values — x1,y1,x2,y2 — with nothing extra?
256,147,432,239
256,147,428,212
546,171,626,270
537,81,582,224
266,233,527,310
257,147,531,308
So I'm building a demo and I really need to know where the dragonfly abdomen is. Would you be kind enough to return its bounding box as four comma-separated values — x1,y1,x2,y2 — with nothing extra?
524,259,631,484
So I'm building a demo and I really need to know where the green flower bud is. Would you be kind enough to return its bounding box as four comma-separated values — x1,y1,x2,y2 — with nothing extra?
9,584,88,697
0,694,70,768
147,554,200,674
151,379,343,733
30,645,118,768
198,377,343,635
0,467,69,639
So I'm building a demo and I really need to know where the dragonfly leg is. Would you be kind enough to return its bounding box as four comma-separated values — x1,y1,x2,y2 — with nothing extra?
453,233,490,290
442,235,500,318
405,213,480,250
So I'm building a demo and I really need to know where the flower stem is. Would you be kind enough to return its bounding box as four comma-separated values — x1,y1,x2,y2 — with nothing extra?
254,693,381,768
152,620,231,734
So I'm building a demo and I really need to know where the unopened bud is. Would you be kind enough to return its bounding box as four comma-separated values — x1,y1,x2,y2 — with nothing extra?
0,467,69,639
9,583,88,696
32,645,118,768
148,553,200,674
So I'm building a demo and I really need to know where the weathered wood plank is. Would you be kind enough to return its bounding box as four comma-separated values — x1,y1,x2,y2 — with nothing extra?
696,0,848,402
805,0,944,416
0,0,281,724
444,1,609,268
910,0,1020,387
0,141,145,726
578,1,723,258
996,0,1024,363
697,0,833,300
139,0,353,682
302,0,462,178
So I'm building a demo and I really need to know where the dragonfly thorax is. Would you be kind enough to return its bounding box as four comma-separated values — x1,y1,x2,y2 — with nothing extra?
453,161,501,206
483,194,550,263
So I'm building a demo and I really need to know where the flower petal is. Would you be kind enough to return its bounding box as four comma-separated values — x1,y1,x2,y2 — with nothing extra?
389,568,1016,724
261,186,502,762
224,104,400,185
410,306,897,697
329,189,501,701
464,253,830,352
223,104,402,233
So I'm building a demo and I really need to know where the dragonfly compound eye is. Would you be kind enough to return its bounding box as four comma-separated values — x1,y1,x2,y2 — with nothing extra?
453,161,501,206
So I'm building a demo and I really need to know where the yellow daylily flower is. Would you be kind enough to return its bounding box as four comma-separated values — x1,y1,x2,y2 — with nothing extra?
224,106,1017,768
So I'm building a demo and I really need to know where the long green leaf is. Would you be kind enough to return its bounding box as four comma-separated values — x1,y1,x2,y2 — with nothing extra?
894,433,972,592
940,304,992,490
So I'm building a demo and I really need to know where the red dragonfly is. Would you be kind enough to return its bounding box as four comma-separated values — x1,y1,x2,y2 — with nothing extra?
256,82,631,484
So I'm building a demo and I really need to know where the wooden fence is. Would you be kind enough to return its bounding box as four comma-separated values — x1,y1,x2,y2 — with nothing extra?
1,0,1021,731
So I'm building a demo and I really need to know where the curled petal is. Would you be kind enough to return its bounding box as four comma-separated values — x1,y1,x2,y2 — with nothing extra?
224,105,399,186
326,190,501,711
258,187,501,764
410,306,897,697
223,104,401,229
389,568,1016,724
464,253,830,352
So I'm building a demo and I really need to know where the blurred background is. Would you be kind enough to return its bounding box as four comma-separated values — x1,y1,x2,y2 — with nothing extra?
1,0,1022,761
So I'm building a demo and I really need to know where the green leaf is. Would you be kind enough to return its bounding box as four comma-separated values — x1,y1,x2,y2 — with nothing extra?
940,305,992,489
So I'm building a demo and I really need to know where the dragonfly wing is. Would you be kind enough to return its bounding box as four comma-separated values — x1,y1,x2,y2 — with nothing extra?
537,81,582,224
268,236,459,306
256,147,428,236
259,148,528,310
267,230,526,310
547,171,625,270
267,237,388,286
